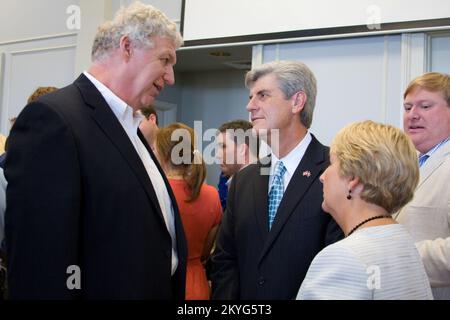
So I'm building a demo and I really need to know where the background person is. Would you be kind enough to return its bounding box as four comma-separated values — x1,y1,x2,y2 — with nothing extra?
216,119,258,210
217,171,229,211
395,72,450,299
139,104,159,151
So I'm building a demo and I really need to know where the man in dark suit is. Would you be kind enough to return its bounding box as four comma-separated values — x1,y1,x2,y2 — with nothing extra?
4,2,186,299
211,61,343,300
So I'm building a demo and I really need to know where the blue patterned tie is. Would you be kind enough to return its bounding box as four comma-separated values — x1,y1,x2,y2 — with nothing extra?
268,161,286,230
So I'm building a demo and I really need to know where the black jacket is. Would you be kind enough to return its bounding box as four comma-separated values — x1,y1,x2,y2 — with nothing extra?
211,135,343,299
5,74,187,299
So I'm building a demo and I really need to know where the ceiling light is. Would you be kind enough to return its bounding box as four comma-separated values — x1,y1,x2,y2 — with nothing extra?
209,51,231,57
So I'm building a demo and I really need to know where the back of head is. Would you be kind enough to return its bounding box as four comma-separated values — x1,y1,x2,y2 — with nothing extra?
91,1,183,62
245,60,317,128
156,123,206,202
27,86,58,104
140,105,158,125
218,119,259,160
331,120,419,214
404,72,450,105
6,86,58,151
219,119,253,133
221,118,255,141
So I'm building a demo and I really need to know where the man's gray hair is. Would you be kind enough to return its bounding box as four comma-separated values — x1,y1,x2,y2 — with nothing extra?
91,1,183,61
245,61,317,128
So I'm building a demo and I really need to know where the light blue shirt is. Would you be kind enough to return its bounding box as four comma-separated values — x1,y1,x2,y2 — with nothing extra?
419,136,450,167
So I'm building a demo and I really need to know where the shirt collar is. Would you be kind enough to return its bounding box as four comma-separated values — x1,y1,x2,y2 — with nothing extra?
270,131,312,177
83,71,144,127
421,136,450,158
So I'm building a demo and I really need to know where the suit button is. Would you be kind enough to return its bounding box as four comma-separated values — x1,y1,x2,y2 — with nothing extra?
258,277,265,285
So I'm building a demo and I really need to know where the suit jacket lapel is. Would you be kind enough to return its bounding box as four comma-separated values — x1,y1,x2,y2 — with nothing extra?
138,129,187,261
259,136,327,263
252,158,271,239
74,74,166,224
417,141,450,189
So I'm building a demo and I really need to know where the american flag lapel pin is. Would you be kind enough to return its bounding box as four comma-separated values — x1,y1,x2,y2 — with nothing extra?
302,170,311,178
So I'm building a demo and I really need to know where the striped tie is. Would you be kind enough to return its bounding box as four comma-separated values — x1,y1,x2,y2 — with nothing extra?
268,161,286,230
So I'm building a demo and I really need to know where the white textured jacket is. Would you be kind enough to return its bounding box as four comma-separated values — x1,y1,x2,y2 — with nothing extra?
396,141,450,300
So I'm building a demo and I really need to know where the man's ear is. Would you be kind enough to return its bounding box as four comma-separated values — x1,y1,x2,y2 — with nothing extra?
119,36,132,61
149,114,158,125
291,91,306,115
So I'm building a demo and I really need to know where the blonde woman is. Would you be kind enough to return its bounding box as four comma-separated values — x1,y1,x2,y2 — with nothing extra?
297,121,432,300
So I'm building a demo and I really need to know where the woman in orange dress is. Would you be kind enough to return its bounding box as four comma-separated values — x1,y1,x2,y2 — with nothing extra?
155,123,222,300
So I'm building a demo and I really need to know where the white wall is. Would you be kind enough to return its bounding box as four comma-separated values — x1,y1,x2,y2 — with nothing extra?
0,38,77,134
0,0,80,42
178,69,249,186
0,0,79,135
258,35,403,146
74,0,114,75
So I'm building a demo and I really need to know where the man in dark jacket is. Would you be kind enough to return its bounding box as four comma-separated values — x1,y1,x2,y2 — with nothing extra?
5,2,187,299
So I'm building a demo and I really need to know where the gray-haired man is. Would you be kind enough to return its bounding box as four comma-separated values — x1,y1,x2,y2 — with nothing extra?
5,2,186,299
211,61,343,299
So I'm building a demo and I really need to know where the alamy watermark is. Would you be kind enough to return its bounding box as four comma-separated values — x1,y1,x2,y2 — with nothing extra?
366,5,381,30
171,121,279,175
66,5,81,30
66,265,81,290
366,265,381,290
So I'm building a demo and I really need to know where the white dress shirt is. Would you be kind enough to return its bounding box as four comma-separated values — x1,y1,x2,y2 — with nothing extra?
269,131,312,192
83,71,178,275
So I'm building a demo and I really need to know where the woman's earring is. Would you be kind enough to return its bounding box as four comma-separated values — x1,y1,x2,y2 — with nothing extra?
346,190,352,200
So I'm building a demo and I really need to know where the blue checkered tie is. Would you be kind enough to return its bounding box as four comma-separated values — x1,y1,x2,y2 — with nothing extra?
268,161,286,230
